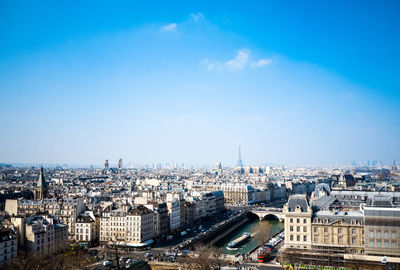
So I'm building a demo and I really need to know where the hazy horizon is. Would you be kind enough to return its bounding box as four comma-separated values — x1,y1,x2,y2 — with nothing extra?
1,1,399,165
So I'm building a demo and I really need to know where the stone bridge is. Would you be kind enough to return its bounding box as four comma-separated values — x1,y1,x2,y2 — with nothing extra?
250,207,285,222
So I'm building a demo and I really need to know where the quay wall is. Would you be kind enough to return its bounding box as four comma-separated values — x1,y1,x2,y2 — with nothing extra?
207,217,249,246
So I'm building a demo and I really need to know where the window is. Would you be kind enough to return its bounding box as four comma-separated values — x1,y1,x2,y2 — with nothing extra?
303,226,307,232
324,236,328,244
377,232,381,239
290,226,293,232
297,226,300,232
377,241,382,247
314,227,318,233
297,235,300,241
384,231,389,239
392,241,397,248
290,235,293,241
369,240,374,247
392,232,397,239
303,236,307,242
338,228,342,234
338,237,343,244
369,231,374,238
324,228,328,233
352,237,356,244
314,236,318,243
297,219,300,223
384,241,389,248
352,229,356,235
303,219,307,224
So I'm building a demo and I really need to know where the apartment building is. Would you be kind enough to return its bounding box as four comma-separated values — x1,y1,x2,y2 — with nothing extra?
75,213,97,244
283,193,400,268
364,206,400,257
25,215,68,255
0,228,17,266
100,205,154,245
283,194,312,250
15,197,85,240
312,210,364,254
218,184,253,204
166,200,181,231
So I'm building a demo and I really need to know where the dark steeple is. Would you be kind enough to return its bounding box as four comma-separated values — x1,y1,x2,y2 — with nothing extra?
34,167,48,200
37,167,47,188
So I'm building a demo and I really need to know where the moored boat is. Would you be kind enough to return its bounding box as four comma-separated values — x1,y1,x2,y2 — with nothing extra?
227,232,251,249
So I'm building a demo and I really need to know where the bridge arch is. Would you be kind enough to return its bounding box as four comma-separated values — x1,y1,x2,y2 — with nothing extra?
262,214,280,221
249,209,284,222
246,212,260,220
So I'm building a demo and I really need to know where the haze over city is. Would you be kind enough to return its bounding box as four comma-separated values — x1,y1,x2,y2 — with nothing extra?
1,1,399,166
2,2,400,270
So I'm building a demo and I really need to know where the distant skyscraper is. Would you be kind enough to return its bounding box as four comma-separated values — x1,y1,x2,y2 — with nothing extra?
216,162,222,170
104,159,109,169
118,158,122,170
236,146,243,167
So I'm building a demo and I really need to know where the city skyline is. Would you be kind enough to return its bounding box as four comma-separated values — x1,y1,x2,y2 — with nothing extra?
1,1,400,165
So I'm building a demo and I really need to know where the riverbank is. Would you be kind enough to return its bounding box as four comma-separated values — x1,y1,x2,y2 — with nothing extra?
216,218,284,256
177,210,248,250
248,229,284,263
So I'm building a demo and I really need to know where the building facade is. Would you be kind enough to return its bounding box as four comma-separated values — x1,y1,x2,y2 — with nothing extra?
283,195,312,250
0,228,17,266
100,205,154,245
25,215,68,256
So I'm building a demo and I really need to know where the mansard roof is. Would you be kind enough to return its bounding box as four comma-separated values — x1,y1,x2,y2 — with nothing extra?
288,194,309,212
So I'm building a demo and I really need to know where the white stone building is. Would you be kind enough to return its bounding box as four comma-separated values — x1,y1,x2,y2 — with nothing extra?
100,205,154,245
25,215,68,255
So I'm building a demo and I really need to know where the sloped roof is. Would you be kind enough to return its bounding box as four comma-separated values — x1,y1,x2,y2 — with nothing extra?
312,195,338,210
368,195,394,208
288,194,309,212
314,183,331,197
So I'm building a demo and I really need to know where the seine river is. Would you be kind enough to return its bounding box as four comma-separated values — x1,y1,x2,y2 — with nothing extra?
215,218,284,255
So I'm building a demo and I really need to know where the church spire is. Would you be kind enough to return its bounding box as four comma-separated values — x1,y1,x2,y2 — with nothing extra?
37,167,46,188
34,167,48,200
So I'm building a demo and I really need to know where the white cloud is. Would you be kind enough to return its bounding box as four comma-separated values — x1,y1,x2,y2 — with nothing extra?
190,12,205,22
201,59,223,70
202,49,272,71
161,23,177,31
250,59,272,68
161,13,204,33
225,49,250,70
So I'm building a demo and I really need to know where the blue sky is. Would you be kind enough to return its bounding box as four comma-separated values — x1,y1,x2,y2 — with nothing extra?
0,1,399,166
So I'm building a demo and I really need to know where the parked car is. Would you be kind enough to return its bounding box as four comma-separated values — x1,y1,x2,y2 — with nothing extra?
103,260,113,266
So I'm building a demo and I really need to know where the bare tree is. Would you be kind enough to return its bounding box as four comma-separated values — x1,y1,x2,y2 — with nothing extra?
3,248,96,270
98,238,122,270
178,245,223,270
